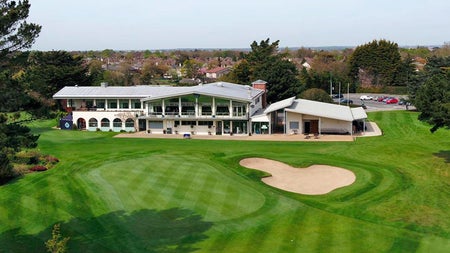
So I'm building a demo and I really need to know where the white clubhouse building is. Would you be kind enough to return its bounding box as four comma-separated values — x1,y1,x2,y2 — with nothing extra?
53,81,367,136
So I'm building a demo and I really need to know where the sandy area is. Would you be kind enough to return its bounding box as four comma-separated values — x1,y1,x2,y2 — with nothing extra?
239,158,356,195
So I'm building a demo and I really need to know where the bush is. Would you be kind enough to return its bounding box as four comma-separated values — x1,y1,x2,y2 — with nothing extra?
30,165,47,172
44,155,59,164
12,163,29,175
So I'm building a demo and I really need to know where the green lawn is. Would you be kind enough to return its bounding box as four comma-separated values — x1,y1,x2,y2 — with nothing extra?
0,110,449,252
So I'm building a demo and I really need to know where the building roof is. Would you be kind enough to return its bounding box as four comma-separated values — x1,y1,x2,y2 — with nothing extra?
53,82,264,103
263,98,366,122
286,99,356,121
142,82,263,102
264,97,296,114
351,107,368,120
251,80,267,85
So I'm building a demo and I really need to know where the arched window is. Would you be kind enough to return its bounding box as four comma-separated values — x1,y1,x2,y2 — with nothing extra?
101,118,110,128
113,118,122,128
88,118,98,127
77,118,86,129
125,118,134,128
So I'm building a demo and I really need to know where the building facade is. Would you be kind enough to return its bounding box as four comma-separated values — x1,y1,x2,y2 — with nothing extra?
53,81,367,136
53,82,265,135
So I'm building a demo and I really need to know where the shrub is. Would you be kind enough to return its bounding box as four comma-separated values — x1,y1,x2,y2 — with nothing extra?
13,164,29,175
30,165,47,172
44,155,59,164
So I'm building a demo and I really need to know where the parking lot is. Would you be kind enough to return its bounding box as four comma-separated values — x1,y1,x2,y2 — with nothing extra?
333,93,413,112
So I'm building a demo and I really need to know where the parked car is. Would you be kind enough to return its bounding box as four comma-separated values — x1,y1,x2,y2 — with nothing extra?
331,94,343,98
376,96,388,102
360,95,373,100
385,97,399,104
398,98,408,105
340,98,353,104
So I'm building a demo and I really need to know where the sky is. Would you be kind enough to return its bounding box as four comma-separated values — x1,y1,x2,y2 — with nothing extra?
28,0,450,51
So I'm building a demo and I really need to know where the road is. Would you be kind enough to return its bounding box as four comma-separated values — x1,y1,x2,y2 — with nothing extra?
333,93,413,112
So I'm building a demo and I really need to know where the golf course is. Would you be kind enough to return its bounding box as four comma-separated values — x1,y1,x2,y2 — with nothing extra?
0,110,449,252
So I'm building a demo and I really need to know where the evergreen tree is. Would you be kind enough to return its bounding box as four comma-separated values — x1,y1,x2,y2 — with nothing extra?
224,39,302,103
349,39,402,87
0,0,40,183
0,0,41,61
414,73,450,133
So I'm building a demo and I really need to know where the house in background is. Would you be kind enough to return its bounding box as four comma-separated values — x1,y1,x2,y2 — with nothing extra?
205,67,230,79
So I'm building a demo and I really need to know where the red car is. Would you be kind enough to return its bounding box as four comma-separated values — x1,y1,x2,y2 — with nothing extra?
385,97,398,104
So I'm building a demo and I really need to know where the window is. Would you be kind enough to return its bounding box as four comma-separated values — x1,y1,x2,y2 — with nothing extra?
131,99,141,109
181,106,195,115
149,121,163,129
181,121,196,126
88,118,98,127
125,118,134,128
108,100,117,109
232,121,247,134
289,121,299,129
85,100,94,108
216,106,229,115
119,100,129,109
201,105,212,115
232,102,246,116
113,118,122,128
198,121,213,126
96,100,105,109
101,118,110,127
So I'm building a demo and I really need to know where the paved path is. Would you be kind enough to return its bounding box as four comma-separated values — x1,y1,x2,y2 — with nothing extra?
116,122,382,142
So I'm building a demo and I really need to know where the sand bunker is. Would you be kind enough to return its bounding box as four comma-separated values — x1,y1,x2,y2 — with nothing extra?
239,158,356,195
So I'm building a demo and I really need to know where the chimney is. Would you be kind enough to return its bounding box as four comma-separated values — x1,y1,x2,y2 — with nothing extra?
100,82,109,88
251,80,268,108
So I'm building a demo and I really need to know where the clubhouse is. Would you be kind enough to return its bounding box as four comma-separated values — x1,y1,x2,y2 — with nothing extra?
53,81,367,136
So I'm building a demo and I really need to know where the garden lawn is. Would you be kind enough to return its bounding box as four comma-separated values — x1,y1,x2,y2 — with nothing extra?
0,110,449,252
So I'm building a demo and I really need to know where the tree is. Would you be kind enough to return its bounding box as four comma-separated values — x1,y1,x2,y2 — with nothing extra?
299,88,333,103
349,39,402,87
414,73,450,133
0,1,40,184
181,59,201,79
140,60,170,84
0,113,39,183
45,224,70,253
20,51,92,114
408,56,450,102
225,39,302,103
87,59,105,85
0,0,41,61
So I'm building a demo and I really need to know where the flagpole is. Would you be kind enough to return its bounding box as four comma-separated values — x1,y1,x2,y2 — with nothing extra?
338,82,341,105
